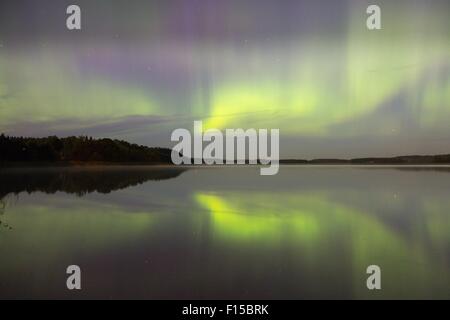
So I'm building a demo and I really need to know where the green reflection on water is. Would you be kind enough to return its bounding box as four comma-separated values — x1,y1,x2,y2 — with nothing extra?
0,200,155,261
1,167,449,299
423,200,450,256
195,191,450,299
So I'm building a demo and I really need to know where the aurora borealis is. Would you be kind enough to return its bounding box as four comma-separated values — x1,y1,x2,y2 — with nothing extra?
0,0,449,158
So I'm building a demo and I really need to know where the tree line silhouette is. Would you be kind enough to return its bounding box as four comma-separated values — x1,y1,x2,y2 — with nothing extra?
0,167,185,200
0,134,173,164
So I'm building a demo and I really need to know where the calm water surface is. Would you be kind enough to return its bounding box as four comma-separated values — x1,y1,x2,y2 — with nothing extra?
0,166,449,299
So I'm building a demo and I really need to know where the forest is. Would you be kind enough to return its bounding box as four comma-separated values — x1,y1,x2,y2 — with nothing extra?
0,134,173,164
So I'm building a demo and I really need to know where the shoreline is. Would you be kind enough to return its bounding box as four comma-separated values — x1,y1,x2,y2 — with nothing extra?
2,162,450,169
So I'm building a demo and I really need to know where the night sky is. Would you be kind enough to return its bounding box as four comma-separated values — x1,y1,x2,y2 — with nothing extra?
0,0,449,158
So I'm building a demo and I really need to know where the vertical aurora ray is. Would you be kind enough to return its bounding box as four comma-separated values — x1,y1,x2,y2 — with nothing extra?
201,1,450,137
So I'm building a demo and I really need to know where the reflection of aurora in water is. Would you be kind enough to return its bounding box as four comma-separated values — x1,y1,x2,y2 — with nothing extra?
0,166,185,244
195,192,450,298
0,166,449,299
1,202,156,252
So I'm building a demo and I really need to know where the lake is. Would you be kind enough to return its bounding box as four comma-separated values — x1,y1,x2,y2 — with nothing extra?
0,166,449,299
